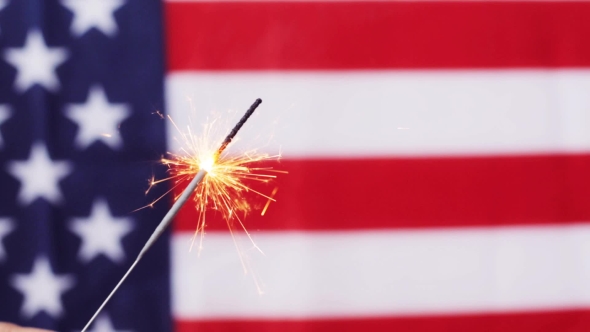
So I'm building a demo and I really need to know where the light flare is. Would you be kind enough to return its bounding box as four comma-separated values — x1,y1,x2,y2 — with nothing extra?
200,155,215,173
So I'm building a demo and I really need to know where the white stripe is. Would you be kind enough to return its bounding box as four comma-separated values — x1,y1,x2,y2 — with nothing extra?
166,70,590,157
172,225,590,318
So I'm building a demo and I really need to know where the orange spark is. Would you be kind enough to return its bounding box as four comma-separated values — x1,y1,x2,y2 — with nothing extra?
145,110,285,280
261,187,279,216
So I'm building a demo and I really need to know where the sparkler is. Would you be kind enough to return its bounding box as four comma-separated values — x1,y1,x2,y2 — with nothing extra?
81,98,266,332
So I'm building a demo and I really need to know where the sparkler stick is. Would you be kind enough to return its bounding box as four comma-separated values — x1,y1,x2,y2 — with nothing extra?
81,98,263,332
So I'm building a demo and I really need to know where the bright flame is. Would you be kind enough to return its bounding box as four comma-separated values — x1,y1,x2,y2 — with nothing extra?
199,156,215,173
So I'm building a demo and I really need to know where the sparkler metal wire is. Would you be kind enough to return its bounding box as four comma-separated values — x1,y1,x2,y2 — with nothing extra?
81,98,263,332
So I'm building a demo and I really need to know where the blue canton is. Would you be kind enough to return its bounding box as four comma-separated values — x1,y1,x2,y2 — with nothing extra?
0,0,171,331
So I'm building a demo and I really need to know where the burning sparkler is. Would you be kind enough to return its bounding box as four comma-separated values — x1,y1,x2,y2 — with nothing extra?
156,98,283,258
82,98,275,332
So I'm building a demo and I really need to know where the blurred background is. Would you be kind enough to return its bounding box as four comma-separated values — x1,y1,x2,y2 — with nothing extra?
1,0,590,331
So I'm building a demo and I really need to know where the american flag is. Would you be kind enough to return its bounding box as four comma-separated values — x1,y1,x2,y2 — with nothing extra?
2,0,590,331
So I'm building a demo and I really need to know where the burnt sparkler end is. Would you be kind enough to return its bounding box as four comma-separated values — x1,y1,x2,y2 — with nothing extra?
215,98,262,159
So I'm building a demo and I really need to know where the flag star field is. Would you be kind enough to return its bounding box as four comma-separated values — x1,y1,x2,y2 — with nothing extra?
0,0,168,331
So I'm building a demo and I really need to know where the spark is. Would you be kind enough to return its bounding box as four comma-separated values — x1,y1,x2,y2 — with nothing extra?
152,110,165,119
145,100,285,273
261,187,279,216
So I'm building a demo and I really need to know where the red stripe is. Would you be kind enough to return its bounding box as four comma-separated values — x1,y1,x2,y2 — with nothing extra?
166,1,590,71
173,154,590,232
175,309,590,332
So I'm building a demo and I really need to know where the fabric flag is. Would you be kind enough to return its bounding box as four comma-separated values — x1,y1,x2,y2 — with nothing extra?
1,1,590,332
166,1,590,332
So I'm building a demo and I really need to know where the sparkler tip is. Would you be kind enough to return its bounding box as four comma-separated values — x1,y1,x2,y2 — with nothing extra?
215,98,263,158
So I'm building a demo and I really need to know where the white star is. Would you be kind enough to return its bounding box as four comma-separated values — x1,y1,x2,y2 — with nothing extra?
7,143,72,205
0,218,14,261
70,199,133,263
11,256,75,318
4,30,68,93
88,314,132,332
65,86,130,150
0,1,7,35
61,0,126,37
0,105,11,148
